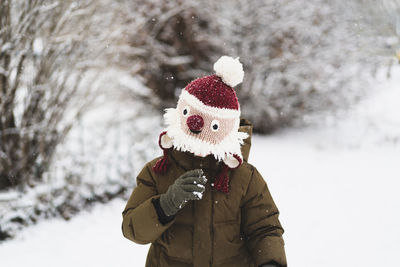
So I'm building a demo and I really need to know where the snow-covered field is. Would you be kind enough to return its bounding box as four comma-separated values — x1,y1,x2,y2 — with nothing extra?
1,70,399,267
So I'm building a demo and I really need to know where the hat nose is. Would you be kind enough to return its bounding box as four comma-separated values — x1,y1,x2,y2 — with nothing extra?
186,115,204,134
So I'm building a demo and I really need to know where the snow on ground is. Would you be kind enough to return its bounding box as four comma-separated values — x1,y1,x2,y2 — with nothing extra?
252,133,400,267
0,69,399,267
0,199,148,267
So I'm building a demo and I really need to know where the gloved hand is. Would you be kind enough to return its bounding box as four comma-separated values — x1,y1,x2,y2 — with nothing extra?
160,169,207,216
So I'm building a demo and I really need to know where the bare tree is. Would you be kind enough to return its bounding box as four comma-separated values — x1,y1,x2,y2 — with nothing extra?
0,0,101,190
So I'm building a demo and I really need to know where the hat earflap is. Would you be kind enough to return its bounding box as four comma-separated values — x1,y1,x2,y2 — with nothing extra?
213,154,242,193
152,131,173,174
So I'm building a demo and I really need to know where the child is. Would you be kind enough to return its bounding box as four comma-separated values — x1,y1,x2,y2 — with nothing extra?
122,56,287,267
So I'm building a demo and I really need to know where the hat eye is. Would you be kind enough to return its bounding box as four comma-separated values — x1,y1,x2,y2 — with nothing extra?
182,106,190,117
211,120,220,132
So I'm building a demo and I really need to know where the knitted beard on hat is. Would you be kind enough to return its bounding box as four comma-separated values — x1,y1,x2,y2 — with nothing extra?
153,56,248,193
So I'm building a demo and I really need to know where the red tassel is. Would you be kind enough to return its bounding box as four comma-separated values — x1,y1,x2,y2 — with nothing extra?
153,148,170,174
213,154,243,194
213,163,230,193
152,131,171,174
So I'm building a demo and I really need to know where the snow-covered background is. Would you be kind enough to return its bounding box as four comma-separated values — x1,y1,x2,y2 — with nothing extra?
1,67,399,267
1,0,400,266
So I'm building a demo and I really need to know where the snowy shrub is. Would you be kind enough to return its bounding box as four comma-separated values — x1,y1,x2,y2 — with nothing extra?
0,1,104,190
0,0,163,239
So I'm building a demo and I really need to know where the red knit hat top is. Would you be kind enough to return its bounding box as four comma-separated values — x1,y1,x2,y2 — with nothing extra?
185,74,239,110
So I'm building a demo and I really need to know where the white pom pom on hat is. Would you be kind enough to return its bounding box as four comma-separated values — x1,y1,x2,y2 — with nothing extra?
213,56,244,88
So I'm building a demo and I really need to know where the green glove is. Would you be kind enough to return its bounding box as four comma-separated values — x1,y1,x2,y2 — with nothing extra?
160,169,207,216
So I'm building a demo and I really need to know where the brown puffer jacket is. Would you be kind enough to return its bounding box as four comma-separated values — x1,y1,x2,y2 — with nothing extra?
122,120,287,267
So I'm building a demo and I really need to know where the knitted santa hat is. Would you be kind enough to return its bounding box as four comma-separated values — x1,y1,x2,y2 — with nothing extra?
153,56,248,193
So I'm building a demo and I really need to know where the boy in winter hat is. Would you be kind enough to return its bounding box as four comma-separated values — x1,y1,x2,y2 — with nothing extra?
122,56,287,267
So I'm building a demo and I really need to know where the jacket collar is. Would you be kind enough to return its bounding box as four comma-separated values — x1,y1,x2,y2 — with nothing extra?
169,149,221,171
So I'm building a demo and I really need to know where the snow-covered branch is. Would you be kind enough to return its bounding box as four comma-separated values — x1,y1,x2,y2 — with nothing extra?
0,0,108,190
